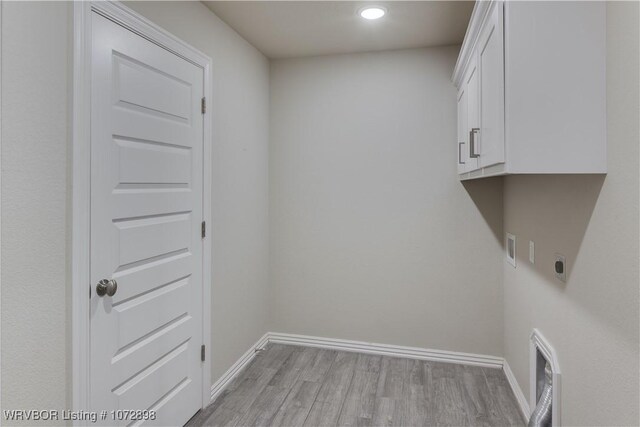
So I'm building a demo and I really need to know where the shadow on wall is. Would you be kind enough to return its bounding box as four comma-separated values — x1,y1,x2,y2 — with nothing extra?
503,174,605,285
461,176,504,245
461,174,606,285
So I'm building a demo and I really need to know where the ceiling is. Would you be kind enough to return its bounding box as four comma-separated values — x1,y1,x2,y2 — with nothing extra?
203,1,475,59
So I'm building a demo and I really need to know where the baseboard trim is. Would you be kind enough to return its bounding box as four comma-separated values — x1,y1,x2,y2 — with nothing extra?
209,333,269,402
210,331,527,413
503,359,531,422
267,332,503,369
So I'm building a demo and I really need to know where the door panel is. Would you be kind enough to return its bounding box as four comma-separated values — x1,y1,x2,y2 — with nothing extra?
114,53,193,122
456,88,467,174
90,12,204,426
465,59,480,172
115,213,192,266
112,343,190,414
478,2,505,168
115,138,192,185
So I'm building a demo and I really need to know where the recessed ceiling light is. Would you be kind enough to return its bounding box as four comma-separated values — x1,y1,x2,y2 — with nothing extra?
359,6,386,20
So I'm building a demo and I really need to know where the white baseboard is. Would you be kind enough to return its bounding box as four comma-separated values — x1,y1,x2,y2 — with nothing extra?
268,332,504,368
209,333,269,402
210,331,527,414
503,359,531,422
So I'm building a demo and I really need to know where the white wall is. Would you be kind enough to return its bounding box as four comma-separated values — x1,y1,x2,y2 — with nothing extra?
1,2,70,422
269,47,505,356
502,2,639,425
1,1,271,416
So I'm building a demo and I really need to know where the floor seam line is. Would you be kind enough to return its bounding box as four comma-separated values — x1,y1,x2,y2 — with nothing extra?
334,358,357,425
301,350,338,426
268,350,308,425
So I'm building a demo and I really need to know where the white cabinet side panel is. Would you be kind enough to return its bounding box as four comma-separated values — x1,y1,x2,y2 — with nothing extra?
505,1,606,173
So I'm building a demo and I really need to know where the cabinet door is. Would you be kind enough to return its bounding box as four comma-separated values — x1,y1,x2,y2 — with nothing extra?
456,88,467,174
465,58,480,172
478,1,505,168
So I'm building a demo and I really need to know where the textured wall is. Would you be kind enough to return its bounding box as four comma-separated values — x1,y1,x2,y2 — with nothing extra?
123,1,271,384
1,2,70,423
502,2,640,425
269,47,505,356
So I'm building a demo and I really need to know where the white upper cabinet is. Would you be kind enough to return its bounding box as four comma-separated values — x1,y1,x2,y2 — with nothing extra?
452,1,606,179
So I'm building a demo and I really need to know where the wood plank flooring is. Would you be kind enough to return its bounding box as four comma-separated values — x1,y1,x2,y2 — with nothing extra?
186,344,525,427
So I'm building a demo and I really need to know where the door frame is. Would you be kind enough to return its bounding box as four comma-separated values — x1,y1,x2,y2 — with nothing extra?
71,1,213,419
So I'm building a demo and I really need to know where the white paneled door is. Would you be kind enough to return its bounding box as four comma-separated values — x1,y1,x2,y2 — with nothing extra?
90,12,204,426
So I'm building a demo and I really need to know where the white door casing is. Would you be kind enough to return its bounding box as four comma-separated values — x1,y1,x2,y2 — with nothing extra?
72,3,213,424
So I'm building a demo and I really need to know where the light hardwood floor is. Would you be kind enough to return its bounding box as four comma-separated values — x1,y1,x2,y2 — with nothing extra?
187,343,525,427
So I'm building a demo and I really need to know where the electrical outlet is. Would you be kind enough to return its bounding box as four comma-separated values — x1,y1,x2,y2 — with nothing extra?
506,233,516,267
529,241,535,264
554,253,566,282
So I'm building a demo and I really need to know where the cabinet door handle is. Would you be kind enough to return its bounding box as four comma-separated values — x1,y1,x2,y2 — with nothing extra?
469,128,480,158
458,142,466,164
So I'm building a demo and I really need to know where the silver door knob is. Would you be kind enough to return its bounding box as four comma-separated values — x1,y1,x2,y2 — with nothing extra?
96,279,118,297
